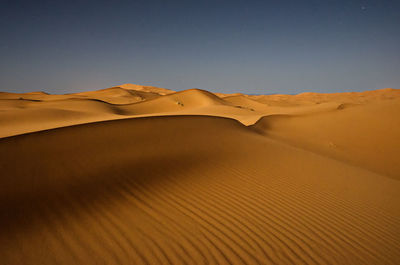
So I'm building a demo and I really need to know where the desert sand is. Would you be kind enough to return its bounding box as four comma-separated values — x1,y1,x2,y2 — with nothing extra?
1,84,400,264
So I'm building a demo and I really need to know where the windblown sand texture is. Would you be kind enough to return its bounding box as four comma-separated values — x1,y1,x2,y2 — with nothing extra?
1,84,400,264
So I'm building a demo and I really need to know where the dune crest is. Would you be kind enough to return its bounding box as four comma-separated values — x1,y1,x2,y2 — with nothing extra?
2,85,399,138
118,83,175,95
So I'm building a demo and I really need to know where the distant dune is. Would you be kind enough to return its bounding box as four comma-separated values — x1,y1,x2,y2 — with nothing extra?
1,84,400,264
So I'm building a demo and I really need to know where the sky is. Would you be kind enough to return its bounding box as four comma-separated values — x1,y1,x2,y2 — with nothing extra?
0,0,399,94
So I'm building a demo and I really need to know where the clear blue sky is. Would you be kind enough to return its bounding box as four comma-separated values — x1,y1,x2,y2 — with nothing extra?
1,0,399,94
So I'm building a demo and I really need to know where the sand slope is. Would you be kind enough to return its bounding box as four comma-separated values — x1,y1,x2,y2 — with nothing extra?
1,85,400,264
72,87,161,104
247,88,400,106
252,98,400,179
1,116,400,264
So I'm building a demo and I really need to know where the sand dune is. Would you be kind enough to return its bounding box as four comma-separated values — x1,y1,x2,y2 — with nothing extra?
248,88,400,106
72,87,160,104
1,85,400,264
2,85,387,138
252,98,400,180
118,83,175,95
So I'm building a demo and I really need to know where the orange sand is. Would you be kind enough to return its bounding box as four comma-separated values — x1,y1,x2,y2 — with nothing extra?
1,84,399,264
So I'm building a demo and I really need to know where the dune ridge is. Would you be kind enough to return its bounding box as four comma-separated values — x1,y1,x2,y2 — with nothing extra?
2,85,399,138
1,85,400,264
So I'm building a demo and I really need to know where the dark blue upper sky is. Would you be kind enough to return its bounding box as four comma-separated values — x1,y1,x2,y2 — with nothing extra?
1,0,399,94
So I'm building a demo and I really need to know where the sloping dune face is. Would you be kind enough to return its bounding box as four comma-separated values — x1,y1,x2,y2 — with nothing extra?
1,85,399,138
252,98,400,180
1,116,400,264
0,84,175,137
1,85,400,264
